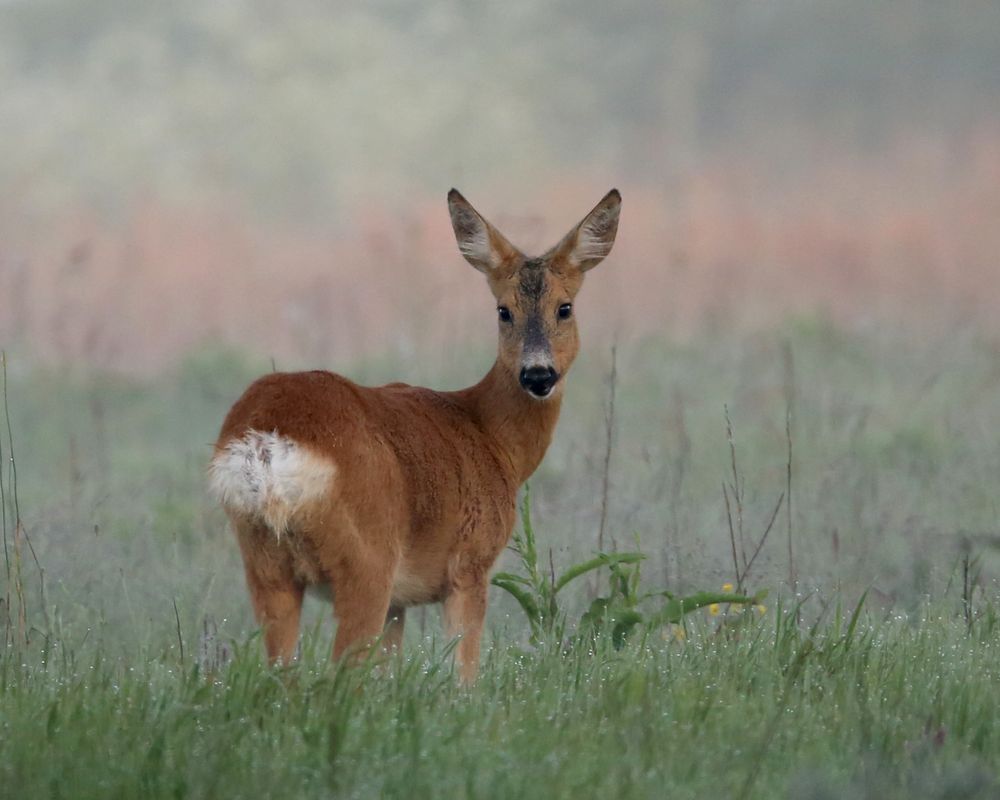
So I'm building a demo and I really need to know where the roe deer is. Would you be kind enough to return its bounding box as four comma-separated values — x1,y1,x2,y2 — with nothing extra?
209,188,621,682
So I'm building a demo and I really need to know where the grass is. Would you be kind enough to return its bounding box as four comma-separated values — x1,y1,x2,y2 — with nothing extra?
3,608,1000,799
2,319,1000,797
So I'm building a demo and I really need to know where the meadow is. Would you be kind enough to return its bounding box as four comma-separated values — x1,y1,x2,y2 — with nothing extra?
2,319,999,798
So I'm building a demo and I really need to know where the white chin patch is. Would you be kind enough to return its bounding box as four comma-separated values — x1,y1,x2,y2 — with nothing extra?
208,430,336,538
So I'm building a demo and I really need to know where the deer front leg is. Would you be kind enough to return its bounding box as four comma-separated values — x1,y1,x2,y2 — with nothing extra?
444,579,488,685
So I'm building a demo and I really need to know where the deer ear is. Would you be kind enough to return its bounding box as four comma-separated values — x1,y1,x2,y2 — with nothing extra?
448,189,520,274
550,189,621,272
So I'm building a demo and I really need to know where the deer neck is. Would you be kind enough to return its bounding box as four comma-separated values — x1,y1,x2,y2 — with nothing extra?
460,360,563,485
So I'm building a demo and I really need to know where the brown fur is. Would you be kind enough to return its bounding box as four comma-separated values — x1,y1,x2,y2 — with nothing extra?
211,188,620,682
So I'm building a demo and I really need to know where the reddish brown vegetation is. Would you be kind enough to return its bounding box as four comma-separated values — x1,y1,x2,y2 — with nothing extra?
1,135,999,372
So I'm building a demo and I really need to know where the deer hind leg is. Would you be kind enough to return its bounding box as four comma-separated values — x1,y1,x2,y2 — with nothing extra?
330,575,395,664
443,576,489,685
231,515,304,665
382,605,406,654
325,541,398,664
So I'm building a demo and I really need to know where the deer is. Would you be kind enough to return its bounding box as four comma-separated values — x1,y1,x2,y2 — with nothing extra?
208,188,621,683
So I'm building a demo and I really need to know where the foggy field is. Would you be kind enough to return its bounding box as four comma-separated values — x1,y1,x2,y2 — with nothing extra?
5,322,1000,647
3,322,1000,798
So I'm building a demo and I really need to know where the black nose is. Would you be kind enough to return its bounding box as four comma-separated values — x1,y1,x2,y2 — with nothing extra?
519,365,558,397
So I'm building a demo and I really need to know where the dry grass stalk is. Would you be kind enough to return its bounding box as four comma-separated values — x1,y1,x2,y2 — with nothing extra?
1,351,42,649
725,405,748,573
597,343,618,554
1,352,9,647
783,341,796,593
722,405,786,594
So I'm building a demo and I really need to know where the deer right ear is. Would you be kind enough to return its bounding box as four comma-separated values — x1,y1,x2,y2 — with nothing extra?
549,189,621,273
448,189,519,274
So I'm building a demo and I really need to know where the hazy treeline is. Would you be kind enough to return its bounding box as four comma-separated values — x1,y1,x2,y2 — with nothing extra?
2,0,997,214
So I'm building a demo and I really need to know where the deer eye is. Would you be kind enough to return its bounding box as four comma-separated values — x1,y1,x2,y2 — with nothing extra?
498,306,512,323
557,303,572,320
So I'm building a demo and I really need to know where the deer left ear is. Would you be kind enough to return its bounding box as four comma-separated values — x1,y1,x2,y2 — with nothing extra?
550,189,621,273
448,189,521,275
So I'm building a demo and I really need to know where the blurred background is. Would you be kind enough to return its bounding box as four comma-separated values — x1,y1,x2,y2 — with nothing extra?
2,0,999,648
2,0,999,370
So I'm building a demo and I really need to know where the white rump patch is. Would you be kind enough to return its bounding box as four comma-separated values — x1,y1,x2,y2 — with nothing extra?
208,430,336,538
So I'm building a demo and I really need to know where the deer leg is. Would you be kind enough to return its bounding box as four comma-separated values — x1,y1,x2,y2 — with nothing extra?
231,515,304,665
382,605,406,654
443,579,488,685
247,577,304,665
329,554,396,664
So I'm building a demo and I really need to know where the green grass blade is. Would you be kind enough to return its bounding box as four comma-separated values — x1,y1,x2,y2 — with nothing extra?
491,575,542,630
490,571,533,587
554,552,644,594
651,591,757,625
842,589,869,650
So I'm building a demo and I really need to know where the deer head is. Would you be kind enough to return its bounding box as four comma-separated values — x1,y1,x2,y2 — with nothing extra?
448,188,621,399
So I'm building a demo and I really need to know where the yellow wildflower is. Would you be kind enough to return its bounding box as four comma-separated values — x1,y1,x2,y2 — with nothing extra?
709,603,720,616
661,624,686,642
722,582,734,593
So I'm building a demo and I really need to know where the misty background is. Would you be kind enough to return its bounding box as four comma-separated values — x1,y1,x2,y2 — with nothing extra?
2,1,1000,648
2,0,998,371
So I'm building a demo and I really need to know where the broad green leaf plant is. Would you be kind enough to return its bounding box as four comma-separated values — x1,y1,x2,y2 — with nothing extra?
492,490,765,649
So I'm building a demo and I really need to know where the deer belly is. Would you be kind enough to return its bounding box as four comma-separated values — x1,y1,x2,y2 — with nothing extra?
391,563,441,606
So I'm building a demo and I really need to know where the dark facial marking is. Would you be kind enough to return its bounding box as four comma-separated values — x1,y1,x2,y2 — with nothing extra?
515,259,550,354
522,312,548,353
518,259,547,303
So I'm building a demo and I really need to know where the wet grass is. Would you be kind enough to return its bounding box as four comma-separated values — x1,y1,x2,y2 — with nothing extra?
3,607,1000,799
